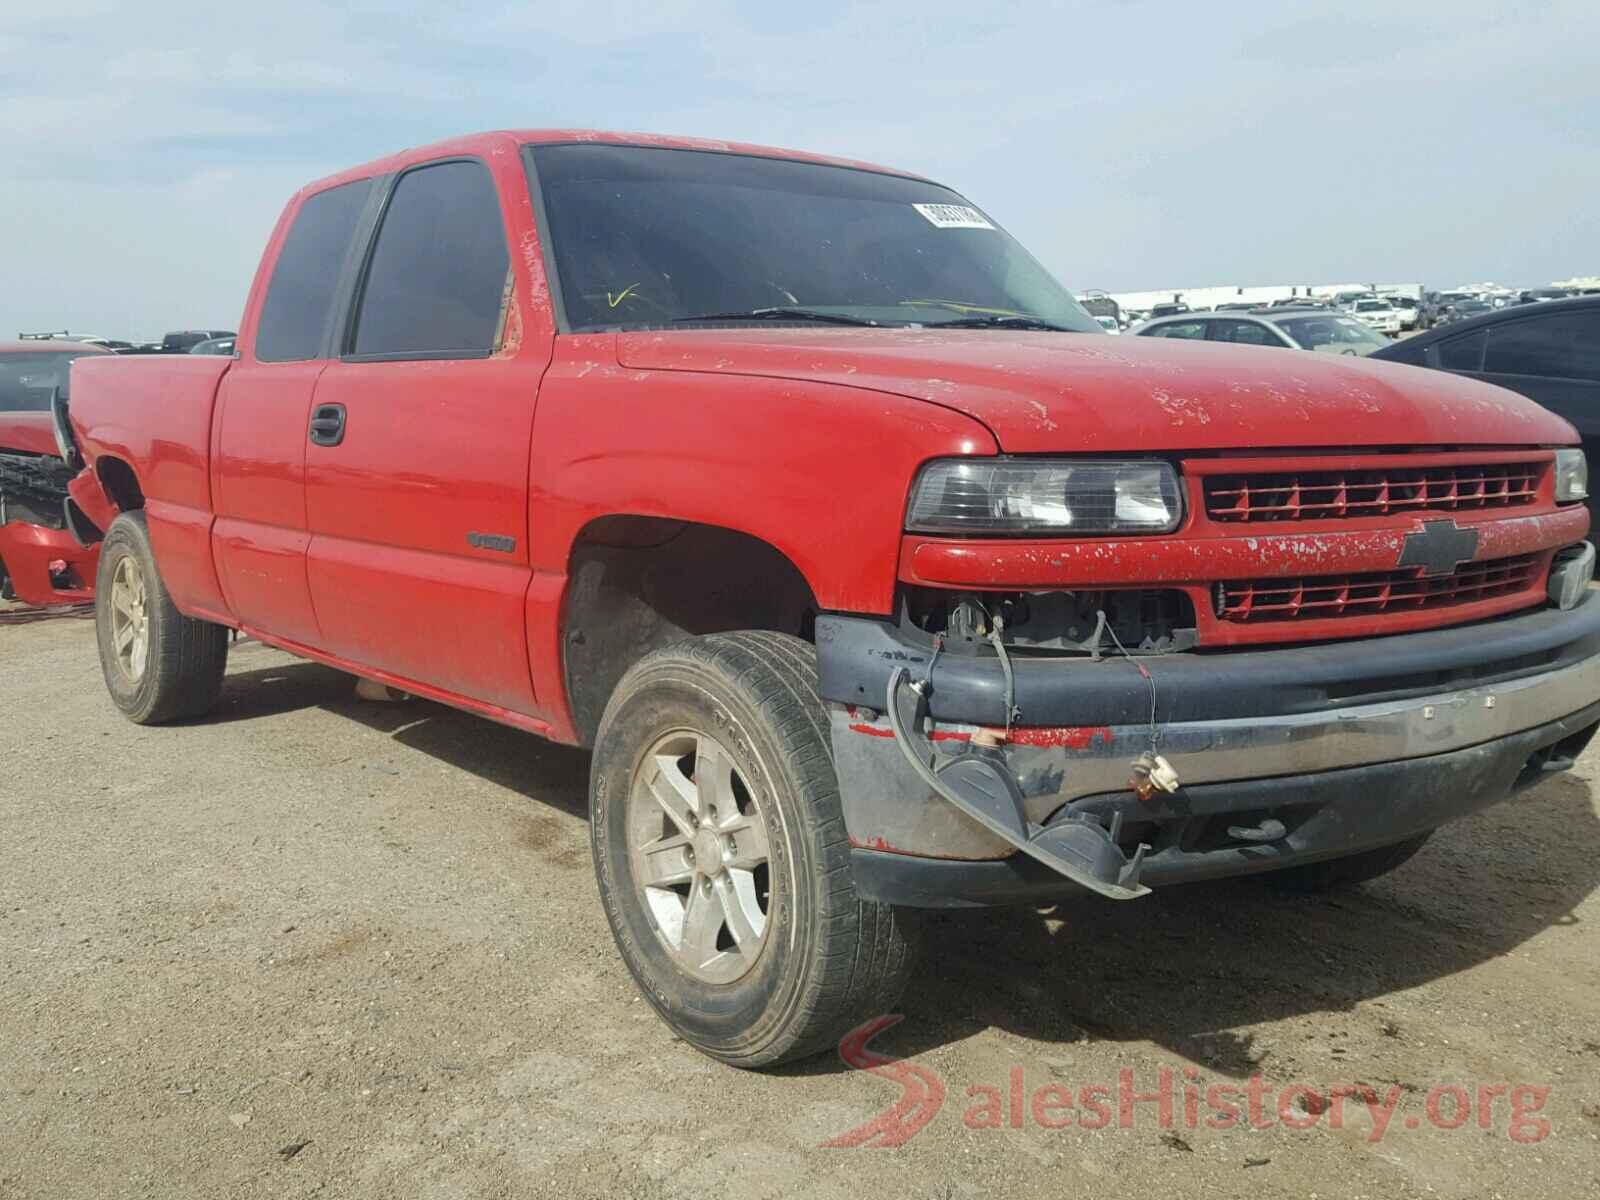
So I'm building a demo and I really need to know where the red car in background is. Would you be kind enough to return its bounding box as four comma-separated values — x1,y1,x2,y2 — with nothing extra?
0,339,111,605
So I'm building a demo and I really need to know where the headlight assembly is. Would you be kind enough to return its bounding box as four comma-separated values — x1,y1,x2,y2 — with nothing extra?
906,458,1183,535
1555,449,1588,503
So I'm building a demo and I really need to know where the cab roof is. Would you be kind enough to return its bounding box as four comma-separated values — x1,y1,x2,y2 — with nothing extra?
299,129,928,198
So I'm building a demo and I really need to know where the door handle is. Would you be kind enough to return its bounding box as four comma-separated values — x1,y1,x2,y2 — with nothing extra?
309,403,347,447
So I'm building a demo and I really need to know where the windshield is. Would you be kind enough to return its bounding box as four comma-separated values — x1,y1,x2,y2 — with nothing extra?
1277,315,1388,355
0,351,91,411
1354,299,1387,312
530,144,1098,333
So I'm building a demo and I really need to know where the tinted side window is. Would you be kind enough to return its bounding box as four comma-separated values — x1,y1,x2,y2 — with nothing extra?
1212,319,1282,347
256,180,372,363
1437,330,1486,371
1148,320,1207,340
352,161,510,358
1483,312,1600,382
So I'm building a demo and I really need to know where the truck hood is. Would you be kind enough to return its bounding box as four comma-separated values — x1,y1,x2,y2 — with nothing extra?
0,412,60,458
617,328,1576,452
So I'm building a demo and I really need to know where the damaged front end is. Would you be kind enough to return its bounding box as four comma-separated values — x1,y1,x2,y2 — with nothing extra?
819,590,1600,909
0,390,103,606
0,450,98,606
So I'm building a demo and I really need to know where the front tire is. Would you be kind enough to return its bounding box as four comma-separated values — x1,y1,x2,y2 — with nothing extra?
95,512,229,724
590,632,916,1068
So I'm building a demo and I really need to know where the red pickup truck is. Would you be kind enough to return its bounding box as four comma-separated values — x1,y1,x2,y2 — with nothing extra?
63,131,1600,1067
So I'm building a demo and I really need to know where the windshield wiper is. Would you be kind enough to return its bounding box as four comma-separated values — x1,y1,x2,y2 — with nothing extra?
932,314,1075,332
671,307,885,327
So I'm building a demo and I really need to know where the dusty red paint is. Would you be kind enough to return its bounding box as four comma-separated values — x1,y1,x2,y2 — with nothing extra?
59,129,1589,747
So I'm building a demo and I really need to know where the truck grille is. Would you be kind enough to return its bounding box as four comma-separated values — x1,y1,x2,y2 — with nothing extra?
1204,460,1544,523
1215,553,1543,623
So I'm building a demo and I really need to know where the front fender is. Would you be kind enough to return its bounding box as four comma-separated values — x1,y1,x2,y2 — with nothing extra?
67,467,118,542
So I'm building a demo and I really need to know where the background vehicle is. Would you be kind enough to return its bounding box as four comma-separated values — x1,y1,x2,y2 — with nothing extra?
1148,301,1189,318
188,337,237,356
160,329,236,354
1092,315,1121,334
1076,290,1123,329
1349,296,1402,335
1373,295,1600,528
1437,298,1494,326
1134,308,1390,354
1384,294,1421,330
60,130,1600,1070
0,340,111,605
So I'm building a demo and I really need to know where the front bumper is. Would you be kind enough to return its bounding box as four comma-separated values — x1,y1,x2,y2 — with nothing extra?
818,596,1600,906
0,520,97,606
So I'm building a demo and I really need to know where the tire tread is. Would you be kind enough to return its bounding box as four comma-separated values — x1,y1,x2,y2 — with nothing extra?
593,630,916,1067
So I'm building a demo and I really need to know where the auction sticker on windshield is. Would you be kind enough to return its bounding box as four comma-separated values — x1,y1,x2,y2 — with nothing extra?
913,203,995,230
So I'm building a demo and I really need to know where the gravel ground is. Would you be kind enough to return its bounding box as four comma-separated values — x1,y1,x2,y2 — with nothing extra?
3,611,1599,1198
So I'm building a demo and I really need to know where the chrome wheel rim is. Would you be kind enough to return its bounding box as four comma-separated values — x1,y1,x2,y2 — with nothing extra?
627,729,773,985
109,555,149,682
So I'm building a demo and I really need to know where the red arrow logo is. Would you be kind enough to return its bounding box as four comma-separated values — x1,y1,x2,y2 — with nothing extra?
821,1015,946,1148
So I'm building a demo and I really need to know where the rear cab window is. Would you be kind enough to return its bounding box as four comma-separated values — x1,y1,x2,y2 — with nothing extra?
255,180,373,362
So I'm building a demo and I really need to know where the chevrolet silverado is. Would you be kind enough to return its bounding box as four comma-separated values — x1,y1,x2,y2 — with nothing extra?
61,131,1600,1067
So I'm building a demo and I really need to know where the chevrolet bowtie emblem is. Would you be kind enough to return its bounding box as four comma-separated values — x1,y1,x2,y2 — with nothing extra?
1398,519,1480,577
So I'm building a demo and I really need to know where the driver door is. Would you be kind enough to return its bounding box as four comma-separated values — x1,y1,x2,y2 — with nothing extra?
304,157,552,714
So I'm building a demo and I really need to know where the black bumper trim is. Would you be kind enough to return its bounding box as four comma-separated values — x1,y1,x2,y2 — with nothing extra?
817,594,1600,729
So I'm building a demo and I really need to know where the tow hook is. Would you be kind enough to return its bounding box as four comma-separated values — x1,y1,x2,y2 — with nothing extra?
885,667,1151,900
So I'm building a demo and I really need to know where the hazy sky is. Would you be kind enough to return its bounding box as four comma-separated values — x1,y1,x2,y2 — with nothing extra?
4,1,1597,338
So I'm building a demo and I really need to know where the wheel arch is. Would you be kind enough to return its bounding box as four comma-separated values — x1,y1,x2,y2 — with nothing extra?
96,455,146,512
558,514,821,746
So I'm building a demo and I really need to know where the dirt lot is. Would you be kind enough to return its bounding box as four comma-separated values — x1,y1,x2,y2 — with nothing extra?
3,611,1599,1199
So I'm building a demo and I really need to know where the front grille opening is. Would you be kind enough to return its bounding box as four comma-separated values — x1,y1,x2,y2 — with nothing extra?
902,586,1197,653
1215,554,1543,623
1205,460,1545,523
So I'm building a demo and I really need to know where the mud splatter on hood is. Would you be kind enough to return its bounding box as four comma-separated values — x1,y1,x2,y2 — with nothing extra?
617,328,1577,452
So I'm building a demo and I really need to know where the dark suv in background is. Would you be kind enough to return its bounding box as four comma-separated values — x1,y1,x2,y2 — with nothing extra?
159,329,236,353
1373,295,1600,527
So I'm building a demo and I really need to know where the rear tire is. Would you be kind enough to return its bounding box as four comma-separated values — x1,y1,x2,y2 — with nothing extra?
95,512,229,724
1260,832,1433,893
590,631,917,1068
